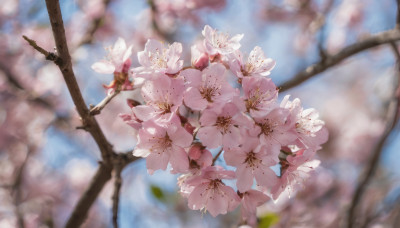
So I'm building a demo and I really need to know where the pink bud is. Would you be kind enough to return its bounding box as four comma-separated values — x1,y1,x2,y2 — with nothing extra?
184,122,195,135
188,145,202,160
193,52,209,70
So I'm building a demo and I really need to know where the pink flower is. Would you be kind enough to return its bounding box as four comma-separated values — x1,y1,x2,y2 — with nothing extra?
132,75,184,122
202,25,243,56
91,37,133,74
134,39,183,77
191,42,209,70
186,166,240,217
181,63,236,111
242,76,278,117
239,189,270,222
134,119,192,174
271,149,321,200
119,113,142,130
91,37,133,93
281,95,328,149
253,107,298,156
188,144,213,172
197,101,251,149
224,135,277,192
229,46,276,78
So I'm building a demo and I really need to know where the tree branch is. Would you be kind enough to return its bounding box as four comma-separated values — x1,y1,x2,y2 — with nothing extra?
278,29,400,92
19,1,142,226
89,90,120,115
12,148,33,228
65,162,113,228
346,42,400,228
112,164,123,228
64,152,138,228
42,0,114,164
78,0,112,46
212,148,223,166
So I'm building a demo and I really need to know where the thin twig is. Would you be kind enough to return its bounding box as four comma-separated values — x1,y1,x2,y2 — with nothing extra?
42,0,114,164
278,29,400,92
89,90,120,115
65,162,113,228
0,61,54,109
212,148,223,166
22,35,61,64
28,1,141,226
112,164,123,228
12,148,33,228
78,0,112,46
147,0,172,41
397,0,400,28
346,42,400,228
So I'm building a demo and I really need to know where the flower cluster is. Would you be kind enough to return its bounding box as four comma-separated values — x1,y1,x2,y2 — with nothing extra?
93,25,328,222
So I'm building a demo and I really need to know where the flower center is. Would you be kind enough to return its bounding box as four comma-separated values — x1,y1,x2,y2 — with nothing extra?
207,179,223,190
149,48,168,69
258,120,275,136
157,101,172,114
244,151,260,168
199,86,218,102
215,116,232,133
213,33,229,49
152,134,172,154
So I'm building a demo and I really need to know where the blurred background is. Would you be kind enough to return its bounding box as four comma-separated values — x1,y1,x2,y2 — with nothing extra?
1,0,400,227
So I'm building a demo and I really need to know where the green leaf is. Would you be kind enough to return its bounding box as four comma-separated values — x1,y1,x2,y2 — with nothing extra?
258,213,280,228
150,185,165,202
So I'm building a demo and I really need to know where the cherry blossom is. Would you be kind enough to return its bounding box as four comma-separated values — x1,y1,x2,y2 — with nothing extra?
252,107,298,156
191,42,209,70
202,25,243,56
134,118,192,174
271,149,321,200
197,102,251,149
239,189,270,222
281,95,328,149
132,74,184,122
134,39,184,77
181,63,236,111
91,37,133,74
224,135,277,192
242,76,278,117
91,37,134,93
229,46,276,78
188,143,213,172
186,166,240,217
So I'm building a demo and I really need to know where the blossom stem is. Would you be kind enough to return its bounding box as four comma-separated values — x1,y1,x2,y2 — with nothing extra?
212,148,224,166
346,42,400,228
278,29,400,92
90,89,121,115
112,163,123,228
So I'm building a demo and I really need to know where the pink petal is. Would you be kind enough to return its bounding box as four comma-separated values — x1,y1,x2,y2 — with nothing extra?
254,166,277,188
199,109,217,126
132,105,156,121
123,45,133,62
197,126,222,149
236,166,254,192
91,61,115,74
181,68,202,87
132,148,150,157
169,146,189,173
206,189,229,217
222,127,241,148
223,148,247,167
146,152,170,174
188,183,208,210
169,126,193,148
184,88,208,111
